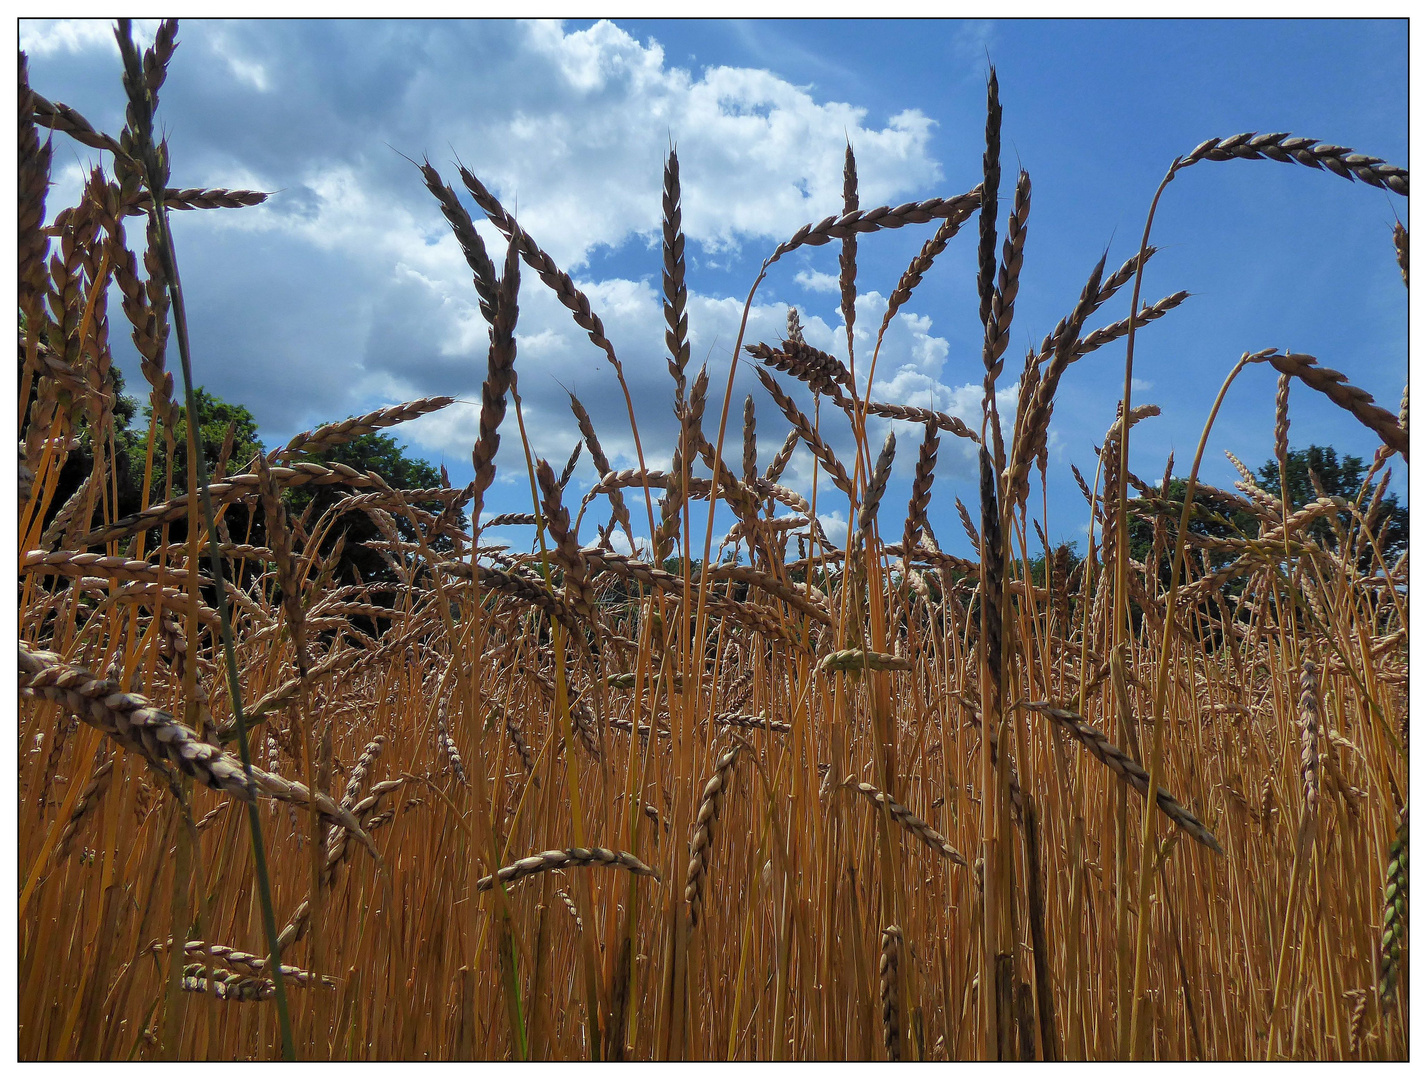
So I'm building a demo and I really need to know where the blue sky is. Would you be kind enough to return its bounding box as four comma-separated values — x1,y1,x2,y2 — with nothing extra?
20,18,1408,560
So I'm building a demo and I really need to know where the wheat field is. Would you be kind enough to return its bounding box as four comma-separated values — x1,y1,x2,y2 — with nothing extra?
17,21,1409,1061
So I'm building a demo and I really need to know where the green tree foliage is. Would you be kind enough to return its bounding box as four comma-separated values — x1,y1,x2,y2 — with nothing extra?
153,385,265,489
37,366,463,600
1256,445,1407,564
1126,476,1258,573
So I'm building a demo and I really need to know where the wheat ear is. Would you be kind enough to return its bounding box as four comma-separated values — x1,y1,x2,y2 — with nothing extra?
1378,803,1408,1012
686,744,741,930
1023,701,1223,855
476,847,659,893
18,641,377,857
1176,131,1407,194
846,779,967,865
881,925,903,1060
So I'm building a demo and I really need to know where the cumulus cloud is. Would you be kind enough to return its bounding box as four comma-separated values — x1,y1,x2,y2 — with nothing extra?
794,269,840,294
23,19,945,438
20,18,161,57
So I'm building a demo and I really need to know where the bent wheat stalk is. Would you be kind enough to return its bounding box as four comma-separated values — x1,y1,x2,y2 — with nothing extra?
1022,701,1223,855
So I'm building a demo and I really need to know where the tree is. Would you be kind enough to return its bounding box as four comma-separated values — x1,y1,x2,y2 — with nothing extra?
285,431,466,591
1126,476,1259,572
38,364,149,532
153,385,266,491
1257,445,1408,565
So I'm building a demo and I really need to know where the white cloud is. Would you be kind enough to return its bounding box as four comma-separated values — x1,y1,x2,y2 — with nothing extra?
20,19,161,57
795,269,840,294
435,20,941,270
24,18,961,529
816,509,850,545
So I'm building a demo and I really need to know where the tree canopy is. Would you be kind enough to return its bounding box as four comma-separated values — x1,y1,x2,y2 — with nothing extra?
1256,445,1407,564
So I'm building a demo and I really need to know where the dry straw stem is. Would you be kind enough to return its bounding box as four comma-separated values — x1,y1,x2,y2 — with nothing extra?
845,779,967,866
475,847,659,893
686,743,741,930
18,642,376,854
1023,701,1224,855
